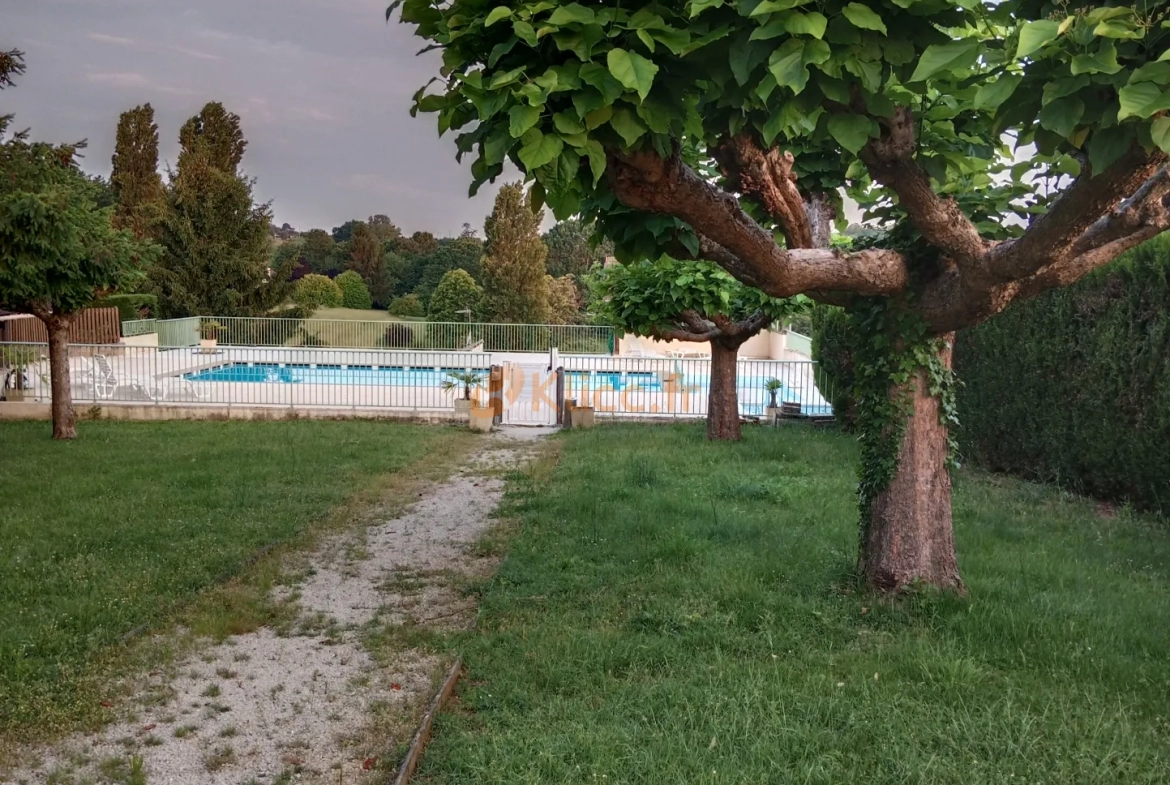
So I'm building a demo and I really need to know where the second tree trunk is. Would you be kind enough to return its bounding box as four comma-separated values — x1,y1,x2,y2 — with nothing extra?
707,337,742,441
45,314,77,440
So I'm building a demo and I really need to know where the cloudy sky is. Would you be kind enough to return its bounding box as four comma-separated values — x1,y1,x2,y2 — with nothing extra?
4,0,516,236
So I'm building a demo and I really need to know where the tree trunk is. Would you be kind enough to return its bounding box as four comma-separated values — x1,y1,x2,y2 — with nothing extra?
859,339,962,592
707,337,742,441
44,314,77,440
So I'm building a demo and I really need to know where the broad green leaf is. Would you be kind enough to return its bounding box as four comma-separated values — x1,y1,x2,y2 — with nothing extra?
750,0,804,16
609,107,648,146
1087,126,1135,173
1118,82,1170,121
1017,19,1060,59
508,104,541,137
513,20,538,46
1041,75,1088,106
909,40,980,82
580,62,625,103
1094,19,1141,39
629,9,668,30
842,3,887,35
827,113,875,153
518,132,563,169
636,29,656,53
607,48,660,100
769,39,810,95
484,6,511,27
786,12,827,39
1038,96,1084,138
883,38,914,66
974,74,1022,110
583,139,607,185
1129,61,1170,84
584,104,613,129
803,38,831,65
689,0,725,17
749,17,788,41
762,109,785,145
553,112,585,135
1160,50,1170,62
844,56,881,91
1151,117,1170,154
730,40,766,84
488,37,518,68
548,3,595,26
1070,41,1121,75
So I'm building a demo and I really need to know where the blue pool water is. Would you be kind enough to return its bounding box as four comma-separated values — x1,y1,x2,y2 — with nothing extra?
185,362,833,417
185,362,489,386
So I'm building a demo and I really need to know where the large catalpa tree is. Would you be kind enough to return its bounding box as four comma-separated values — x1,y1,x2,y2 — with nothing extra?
393,0,1170,592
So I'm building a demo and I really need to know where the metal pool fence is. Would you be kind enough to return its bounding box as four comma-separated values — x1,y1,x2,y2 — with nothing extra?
559,354,834,419
0,342,493,412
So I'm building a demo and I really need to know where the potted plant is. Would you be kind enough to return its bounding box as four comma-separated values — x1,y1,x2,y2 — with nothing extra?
469,402,495,432
764,377,784,423
199,320,222,352
1,346,38,403
442,369,485,419
569,404,596,429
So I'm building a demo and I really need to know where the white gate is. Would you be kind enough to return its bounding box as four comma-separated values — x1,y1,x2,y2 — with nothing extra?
502,361,557,425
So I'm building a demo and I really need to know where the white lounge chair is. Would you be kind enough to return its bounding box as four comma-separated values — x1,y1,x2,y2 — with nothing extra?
91,354,164,401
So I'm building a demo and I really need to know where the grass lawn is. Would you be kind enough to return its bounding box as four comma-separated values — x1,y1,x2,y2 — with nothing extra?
0,419,469,740
421,423,1170,784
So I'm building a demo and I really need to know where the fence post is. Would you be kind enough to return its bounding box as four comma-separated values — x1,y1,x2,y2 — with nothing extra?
489,365,504,424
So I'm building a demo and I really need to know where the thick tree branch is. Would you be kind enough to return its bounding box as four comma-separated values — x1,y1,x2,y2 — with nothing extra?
606,148,908,298
859,106,987,265
714,134,813,249
988,146,1168,280
1015,224,1170,301
1069,166,1170,257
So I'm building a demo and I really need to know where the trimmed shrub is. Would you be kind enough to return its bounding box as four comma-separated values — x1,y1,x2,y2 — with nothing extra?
335,270,373,310
293,274,342,310
428,269,483,323
94,293,158,322
955,234,1170,513
810,305,858,430
379,322,416,348
387,294,424,318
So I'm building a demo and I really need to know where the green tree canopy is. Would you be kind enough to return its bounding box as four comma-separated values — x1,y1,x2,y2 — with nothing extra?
1,88,158,438
148,105,290,317
388,293,425,317
177,102,246,175
590,256,803,341
546,273,583,324
335,269,373,310
346,222,393,306
544,218,613,277
293,273,343,311
396,0,1170,591
110,103,164,240
482,182,550,323
428,268,484,321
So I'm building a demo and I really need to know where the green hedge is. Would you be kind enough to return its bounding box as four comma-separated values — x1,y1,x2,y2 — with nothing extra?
810,305,858,430
93,293,158,322
955,234,1170,513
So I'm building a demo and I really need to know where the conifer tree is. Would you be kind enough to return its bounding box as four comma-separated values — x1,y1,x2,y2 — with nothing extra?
110,103,164,239
177,102,245,175
148,104,289,317
481,183,549,324
346,222,392,307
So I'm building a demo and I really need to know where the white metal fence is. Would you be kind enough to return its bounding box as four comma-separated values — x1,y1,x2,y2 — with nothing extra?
2,342,835,421
560,355,833,419
0,342,492,412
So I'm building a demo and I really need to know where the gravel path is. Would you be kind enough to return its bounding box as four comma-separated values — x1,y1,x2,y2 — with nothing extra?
10,427,551,785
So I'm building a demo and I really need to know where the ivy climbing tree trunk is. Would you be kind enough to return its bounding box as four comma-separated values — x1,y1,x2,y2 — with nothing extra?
707,337,743,442
859,339,961,592
44,313,77,440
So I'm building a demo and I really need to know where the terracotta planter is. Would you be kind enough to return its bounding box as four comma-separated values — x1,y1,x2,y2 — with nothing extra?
4,388,28,403
765,406,783,424
454,399,472,419
199,338,218,355
469,406,494,433
569,406,595,429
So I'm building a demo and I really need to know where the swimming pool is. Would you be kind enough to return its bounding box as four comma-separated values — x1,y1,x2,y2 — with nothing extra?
184,362,833,417
185,362,489,386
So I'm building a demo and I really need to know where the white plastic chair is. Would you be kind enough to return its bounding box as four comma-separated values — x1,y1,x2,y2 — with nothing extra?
92,354,164,401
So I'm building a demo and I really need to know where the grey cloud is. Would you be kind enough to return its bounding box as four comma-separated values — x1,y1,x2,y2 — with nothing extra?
4,0,514,235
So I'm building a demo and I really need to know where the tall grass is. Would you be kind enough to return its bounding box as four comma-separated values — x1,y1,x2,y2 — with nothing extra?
420,423,1170,784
